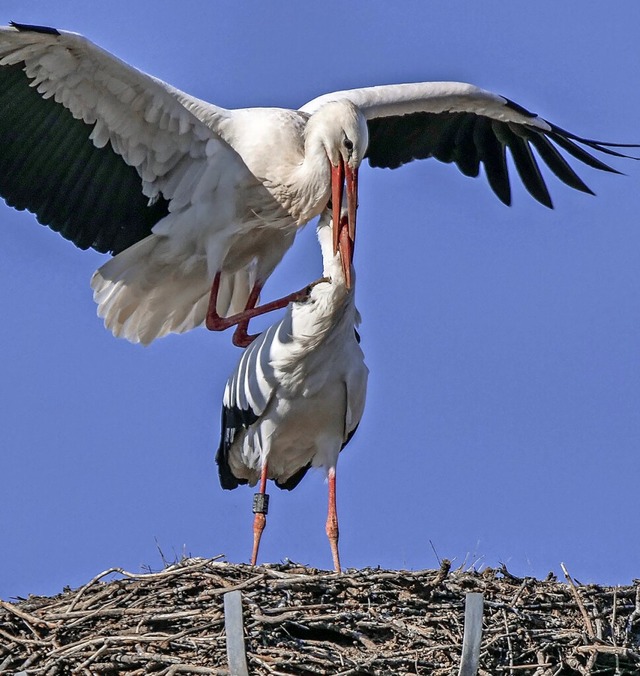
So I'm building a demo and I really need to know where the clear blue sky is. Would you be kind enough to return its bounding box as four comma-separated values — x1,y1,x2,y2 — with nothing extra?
2,1,639,600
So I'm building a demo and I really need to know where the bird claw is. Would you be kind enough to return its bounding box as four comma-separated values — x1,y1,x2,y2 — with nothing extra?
232,324,259,348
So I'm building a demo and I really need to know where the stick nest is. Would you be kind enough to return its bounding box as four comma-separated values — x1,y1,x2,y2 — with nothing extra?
2,557,640,675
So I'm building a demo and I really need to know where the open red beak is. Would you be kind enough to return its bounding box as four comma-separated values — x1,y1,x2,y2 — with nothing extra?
331,159,358,289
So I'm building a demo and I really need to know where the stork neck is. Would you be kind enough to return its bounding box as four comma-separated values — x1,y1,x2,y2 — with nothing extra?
279,218,356,367
288,128,333,224
317,218,349,290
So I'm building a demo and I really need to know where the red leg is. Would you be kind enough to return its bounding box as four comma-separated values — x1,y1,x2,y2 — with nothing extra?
250,462,270,567
232,282,263,348
206,274,311,346
325,467,341,572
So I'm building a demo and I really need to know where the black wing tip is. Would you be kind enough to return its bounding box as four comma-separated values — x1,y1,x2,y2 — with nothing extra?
538,194,554,209
486,175,512,207
502,97,538,120
504,99,640,168
549,123,640,160
500,194,513,207
567,181,596,197
9,21,61,35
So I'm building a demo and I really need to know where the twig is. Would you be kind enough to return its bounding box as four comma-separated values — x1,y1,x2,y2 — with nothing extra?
0,626,46,646
163,666,228,675
2,560,640,675
0,599,56,631
502,607,515,676
560,563,595,638
611,586,618,647
64,559,215,613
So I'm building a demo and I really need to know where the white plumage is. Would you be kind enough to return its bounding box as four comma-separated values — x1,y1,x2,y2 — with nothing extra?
0,22,636,346
216,205,368,570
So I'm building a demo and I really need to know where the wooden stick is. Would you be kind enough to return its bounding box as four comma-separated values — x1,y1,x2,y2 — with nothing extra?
458,592,484,676
560,562,595,638
224,590,249,676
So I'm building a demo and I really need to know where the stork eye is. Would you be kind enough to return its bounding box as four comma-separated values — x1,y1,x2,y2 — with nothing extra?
343,138,354,151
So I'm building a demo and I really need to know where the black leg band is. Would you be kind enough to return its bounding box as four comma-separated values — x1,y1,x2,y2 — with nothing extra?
253,493,270,514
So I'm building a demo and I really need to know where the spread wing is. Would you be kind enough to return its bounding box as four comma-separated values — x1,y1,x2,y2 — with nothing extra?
0,22,245,254
300,81,638,208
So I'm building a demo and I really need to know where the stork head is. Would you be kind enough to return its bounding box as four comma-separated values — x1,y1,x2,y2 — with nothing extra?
313,100,368,288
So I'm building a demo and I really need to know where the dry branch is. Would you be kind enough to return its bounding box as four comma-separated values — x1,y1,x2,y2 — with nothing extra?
1,558,639,675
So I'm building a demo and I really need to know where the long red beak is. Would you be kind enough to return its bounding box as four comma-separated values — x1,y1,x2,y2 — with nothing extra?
331,159,358,289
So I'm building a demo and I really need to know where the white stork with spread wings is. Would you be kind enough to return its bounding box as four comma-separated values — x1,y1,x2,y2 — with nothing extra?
216,204,368,571
0,22,636,346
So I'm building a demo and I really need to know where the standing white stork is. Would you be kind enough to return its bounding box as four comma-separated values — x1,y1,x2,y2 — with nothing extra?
0,22,636,345
215,204,367,571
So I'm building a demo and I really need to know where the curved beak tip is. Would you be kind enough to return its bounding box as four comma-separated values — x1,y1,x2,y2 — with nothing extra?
337,215,354,290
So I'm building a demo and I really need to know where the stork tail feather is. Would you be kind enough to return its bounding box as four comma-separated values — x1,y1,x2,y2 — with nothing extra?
90,235,254,344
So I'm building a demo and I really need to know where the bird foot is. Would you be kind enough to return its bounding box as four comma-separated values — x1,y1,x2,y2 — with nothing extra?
232,323,259,347
207,278,320,345
305,276,330,292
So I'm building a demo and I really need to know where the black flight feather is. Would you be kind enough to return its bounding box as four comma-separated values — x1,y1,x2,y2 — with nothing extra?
215,405,259,490
364,105,638,208
0,62,169,255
